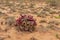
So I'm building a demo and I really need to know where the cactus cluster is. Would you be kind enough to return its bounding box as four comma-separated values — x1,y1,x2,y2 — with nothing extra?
15,14,37,32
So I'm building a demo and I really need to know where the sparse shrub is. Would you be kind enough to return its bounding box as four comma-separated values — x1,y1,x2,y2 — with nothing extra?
48,20,60,25
50,11,57,14
0,12,7,17
38,25,48,33
37,10,50,18
5,16,15,26
56,34,60,39
30,37,37,40
0,37,5,40
15,14,37,32
47,24,60,31
47,24,56,29
39,19,47,23
29,3,35,8
46,0,60,7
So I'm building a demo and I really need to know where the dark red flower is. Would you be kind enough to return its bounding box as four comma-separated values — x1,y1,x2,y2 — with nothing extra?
15,14,37,32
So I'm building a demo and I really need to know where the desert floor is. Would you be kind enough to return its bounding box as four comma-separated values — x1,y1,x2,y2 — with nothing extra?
0,0,60,40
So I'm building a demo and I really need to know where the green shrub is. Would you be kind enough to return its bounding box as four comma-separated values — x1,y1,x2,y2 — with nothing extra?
54,16,60,19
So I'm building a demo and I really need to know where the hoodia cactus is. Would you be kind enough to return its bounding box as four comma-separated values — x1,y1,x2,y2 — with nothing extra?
15,14,37,32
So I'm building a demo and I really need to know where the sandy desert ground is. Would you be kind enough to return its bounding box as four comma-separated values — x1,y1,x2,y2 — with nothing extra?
0,0,60,40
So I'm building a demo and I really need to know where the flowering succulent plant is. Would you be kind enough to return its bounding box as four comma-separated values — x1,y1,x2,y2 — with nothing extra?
15,14,37,32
